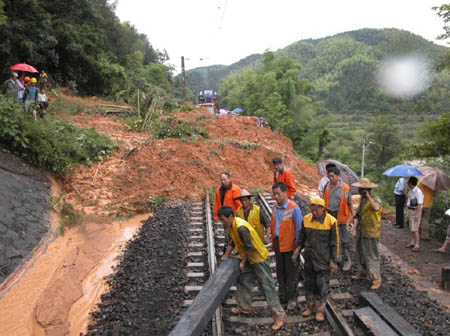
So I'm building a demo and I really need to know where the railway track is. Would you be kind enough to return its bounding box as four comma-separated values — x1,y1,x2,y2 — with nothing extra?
172,193,420,336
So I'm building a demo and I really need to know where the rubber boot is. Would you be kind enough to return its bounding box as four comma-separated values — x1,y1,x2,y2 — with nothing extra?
315,302,326,322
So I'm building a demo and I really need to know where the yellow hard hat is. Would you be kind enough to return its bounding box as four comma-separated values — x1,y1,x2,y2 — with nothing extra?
30,77,37,83
310,197,325,207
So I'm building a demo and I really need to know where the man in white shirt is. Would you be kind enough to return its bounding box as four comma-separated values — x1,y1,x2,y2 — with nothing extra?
405,177,424,252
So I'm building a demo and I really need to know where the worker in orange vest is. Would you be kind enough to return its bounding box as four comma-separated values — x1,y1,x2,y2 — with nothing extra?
271,182,303,310
273,157,296,200
323,166,353,272
213,172,242,220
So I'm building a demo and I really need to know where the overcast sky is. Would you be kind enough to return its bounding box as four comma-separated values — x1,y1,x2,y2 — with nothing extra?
115,0,448,72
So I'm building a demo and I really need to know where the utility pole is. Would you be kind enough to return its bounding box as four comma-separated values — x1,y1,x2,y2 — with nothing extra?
361,136,374,178
181,56,186,100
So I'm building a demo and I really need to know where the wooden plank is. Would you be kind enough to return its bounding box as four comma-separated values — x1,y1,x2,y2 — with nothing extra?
225,314,314,325
331,292,352,301
224,295,306,308
354,307,397,336
170,258,240,336
360,291,420,336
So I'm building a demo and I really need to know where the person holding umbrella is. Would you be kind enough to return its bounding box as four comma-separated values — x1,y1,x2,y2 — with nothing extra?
418,166,450,240
393,177,407,228
324,166,353,271
406,177,424,252
418,182,434,240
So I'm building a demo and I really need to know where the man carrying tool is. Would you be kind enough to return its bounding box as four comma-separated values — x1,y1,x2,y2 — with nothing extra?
292,197,340,321
213,172,242,220
323,166,353,271
219,206,286,331
273,157,296,200
351,178,382,290
235,189,270,243
271,182,303,310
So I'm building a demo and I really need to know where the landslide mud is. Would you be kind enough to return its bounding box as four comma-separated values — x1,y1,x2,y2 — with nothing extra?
0,198,147,336
65,110,320,218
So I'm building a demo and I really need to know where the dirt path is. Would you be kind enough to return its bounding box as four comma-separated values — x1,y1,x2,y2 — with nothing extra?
380,213,450,285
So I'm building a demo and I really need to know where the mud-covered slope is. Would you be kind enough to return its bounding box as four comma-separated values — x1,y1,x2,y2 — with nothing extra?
64,110,320,217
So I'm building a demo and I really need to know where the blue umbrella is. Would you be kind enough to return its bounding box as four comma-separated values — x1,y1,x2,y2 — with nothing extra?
232,107,243,114
382,164,423,177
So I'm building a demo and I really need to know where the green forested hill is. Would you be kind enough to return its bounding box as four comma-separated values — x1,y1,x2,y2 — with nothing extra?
186,28,448,116
0,0,172,97
185,27,449,208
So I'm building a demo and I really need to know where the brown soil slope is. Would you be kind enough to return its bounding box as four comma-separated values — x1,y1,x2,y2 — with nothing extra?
65,109,319,217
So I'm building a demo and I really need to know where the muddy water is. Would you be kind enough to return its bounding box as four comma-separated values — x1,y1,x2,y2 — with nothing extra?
67,216,148,336
0,203,148,336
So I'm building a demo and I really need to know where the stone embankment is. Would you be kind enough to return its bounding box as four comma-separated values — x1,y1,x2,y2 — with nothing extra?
0,151,51,284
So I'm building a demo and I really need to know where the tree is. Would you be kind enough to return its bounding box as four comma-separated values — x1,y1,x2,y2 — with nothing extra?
416,112,450,158
219,52,321,153
0,1,5,25
434,4,450,69
366,116,404,169
0,0,171,96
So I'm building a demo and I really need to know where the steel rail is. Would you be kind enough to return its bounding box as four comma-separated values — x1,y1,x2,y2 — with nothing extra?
257,193,354,336
205,193,224,336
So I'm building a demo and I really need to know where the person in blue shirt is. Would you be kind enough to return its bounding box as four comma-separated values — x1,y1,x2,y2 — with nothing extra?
24,77,39,120
270,182,303,310
393,177,407,228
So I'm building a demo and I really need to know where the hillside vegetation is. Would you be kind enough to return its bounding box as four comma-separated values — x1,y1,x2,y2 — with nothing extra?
0,0,172,98
187,28,448,116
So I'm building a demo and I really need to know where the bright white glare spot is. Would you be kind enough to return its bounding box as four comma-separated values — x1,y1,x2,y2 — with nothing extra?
375,55,433,100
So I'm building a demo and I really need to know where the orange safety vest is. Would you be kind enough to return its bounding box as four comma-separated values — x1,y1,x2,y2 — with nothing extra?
274,169,296,199
270,200,297,252
324,182,351,225
213,184,242,220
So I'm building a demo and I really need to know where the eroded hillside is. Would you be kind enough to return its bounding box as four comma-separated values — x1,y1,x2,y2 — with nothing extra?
64,109,320,217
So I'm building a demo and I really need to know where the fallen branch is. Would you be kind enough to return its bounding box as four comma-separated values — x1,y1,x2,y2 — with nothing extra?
100,104,133,109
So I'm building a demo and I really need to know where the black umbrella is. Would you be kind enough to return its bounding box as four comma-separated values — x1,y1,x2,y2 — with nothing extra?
317,159,360,195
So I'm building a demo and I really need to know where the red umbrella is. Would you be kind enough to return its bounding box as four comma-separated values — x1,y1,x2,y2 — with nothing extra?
418,166,450,191
9,63,38,73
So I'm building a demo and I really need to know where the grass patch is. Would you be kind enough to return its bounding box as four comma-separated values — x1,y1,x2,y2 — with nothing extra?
147,195,166,212
50,194,84,235
152,116,209,140
251,187,265,195
0,96,114,174
228,140,258,151
205,187,216,203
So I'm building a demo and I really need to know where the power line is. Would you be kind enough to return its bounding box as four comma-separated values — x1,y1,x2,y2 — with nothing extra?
218,0,227,30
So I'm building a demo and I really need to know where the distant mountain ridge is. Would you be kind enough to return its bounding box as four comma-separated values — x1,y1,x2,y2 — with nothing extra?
185,28,448,114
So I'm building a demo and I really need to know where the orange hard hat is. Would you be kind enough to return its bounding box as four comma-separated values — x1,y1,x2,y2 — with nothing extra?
24,76,30,82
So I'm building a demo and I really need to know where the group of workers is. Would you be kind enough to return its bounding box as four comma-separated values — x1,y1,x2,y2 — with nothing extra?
213,158,382,330
2,70,49,120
